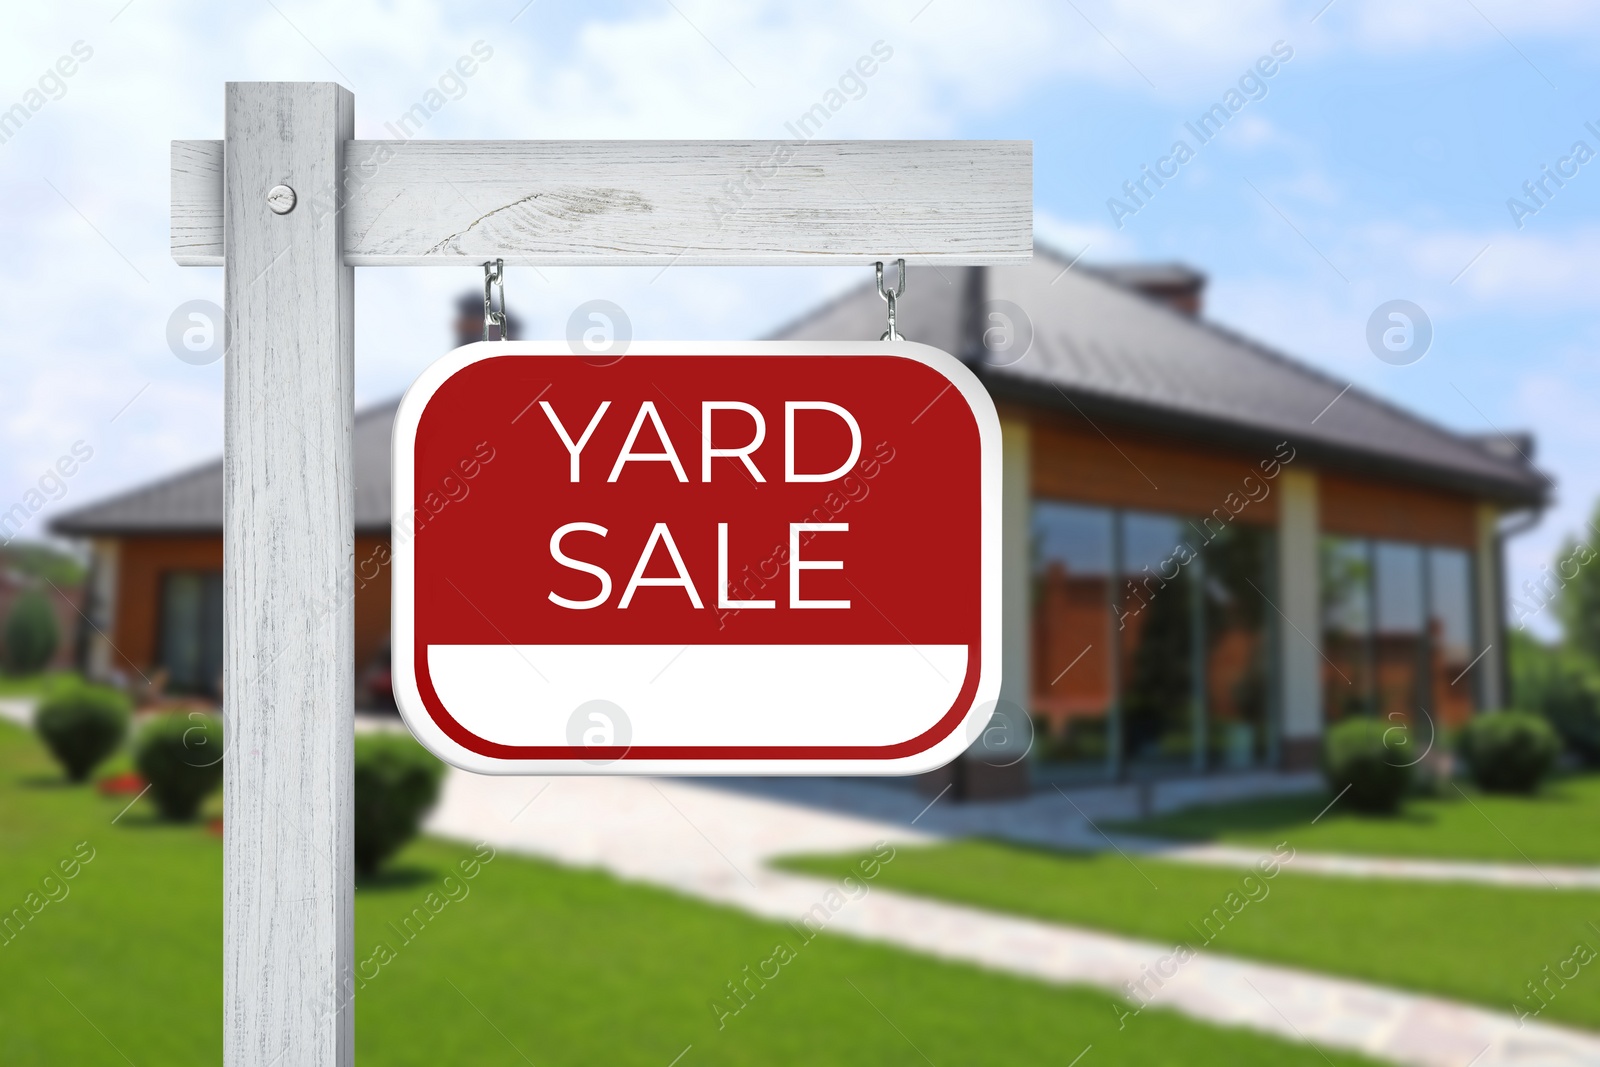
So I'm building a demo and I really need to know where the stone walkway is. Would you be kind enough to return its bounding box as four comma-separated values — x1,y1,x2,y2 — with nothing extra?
425,771,1600,1067
0,697,32,727
1121,839,1600,890
693,775,1596,891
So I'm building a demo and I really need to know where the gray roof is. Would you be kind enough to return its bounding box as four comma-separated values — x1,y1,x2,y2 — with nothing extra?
53,244,1545,537
53,402,397,536
769,245,1547,506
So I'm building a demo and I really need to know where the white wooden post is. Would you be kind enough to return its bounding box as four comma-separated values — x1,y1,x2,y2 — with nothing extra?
172,139,1033,266
223,81,355,1067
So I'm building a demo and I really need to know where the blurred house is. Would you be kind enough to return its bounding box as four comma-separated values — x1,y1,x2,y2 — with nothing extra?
51,247,1547,793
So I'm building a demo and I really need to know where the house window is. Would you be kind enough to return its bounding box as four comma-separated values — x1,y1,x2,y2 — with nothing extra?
1321,536,1373,720
1031,500,1275,778
158,570,223,697
1202,523,1274,770
1030,503,1114,772
1428,548,1475,727
1320,538,1477,728
1119,511,1196,770
1374,541,1425,724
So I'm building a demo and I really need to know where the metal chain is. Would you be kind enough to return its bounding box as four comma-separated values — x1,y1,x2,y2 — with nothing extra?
482,259,507,341
876,258,906,341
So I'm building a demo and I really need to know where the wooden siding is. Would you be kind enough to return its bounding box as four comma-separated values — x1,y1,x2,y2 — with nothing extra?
111,534,391,700
1021,409,1284,523
112,535,222,681
351,535,392,688
1319,473,1477,547
1017,406,1481,548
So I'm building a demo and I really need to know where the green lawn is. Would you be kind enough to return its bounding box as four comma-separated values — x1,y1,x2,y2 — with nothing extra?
0,672,67,699
783,839,1600,1032
0,722,1379,1066
1106,774,1600,866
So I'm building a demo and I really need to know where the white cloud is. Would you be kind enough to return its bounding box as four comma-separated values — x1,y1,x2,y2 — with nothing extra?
1034,210,1139,260
1228,113,1279,149
1338,223,1600,311
1336,0,1600,53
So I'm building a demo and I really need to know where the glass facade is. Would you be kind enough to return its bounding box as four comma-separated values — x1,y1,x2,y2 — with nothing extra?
1321,537,1372,720
1030,503,1114,771
1428,548,1476,728
1032,501,1481,779
158,570,224,697
1031,500,1275,778
1202,524,1274,769
1373,542,1425,723
1119,512,1197,770
1319,537,1477,727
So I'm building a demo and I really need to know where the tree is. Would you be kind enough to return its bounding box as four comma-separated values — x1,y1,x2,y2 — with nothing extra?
1556,498,1600,661
0,541,86,587
4,590,60,674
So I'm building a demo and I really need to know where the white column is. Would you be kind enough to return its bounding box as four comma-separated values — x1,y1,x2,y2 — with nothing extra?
85,538,119,680
1277,467,1322,764
1474,503,1504,709
996,415,1031,755
223,82,355,1067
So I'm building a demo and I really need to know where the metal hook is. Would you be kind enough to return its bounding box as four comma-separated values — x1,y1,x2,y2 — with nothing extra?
482,259,507,342
875,258,906,341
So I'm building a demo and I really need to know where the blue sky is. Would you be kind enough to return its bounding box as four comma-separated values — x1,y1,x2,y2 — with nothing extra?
1,0,1597,637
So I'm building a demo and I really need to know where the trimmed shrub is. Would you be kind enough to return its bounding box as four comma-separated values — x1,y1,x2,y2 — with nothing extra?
135,712,224,820
355,734,445,876
4,590,59,674
1458,711,1561,794
34,679,129,782
1322,717,1414,814
1536,679,1600,766
1508,631,1600,766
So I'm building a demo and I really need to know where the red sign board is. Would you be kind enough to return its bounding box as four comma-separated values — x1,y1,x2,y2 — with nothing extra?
392,341,1000,774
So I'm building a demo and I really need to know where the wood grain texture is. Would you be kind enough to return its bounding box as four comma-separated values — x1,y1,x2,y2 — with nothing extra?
171,139,223,266
222,82,355,1067
172,138,1032,266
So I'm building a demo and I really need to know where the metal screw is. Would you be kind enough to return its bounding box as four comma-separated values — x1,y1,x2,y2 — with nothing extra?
266,185,297,215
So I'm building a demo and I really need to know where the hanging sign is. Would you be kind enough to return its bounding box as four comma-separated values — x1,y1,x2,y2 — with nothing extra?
392,341,1000,774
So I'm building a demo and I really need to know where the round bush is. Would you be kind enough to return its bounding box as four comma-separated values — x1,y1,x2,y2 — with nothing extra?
135,712,224,821
1458,711,1560,794
4,590,59,674
34,679,129,782
1322,717,1414,814
355,734,445,876
1533,674,1600,766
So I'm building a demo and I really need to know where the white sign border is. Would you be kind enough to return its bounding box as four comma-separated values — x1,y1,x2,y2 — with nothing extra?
391,339,1002,775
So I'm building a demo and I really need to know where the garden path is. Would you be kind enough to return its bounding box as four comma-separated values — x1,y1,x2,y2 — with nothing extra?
426,769,1600,1067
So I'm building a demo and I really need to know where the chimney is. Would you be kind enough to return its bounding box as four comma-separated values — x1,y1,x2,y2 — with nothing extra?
1090,263,1206,316
453,291,523,345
